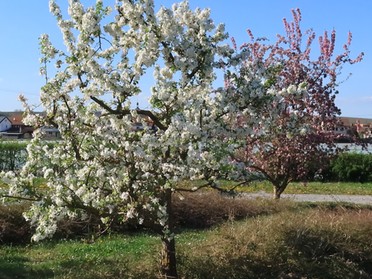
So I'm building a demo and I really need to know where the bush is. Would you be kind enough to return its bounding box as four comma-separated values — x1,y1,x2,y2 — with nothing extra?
330,153,372,182
0,201,108,244
0,192,291,244
0,202,31,244
172,191,290,229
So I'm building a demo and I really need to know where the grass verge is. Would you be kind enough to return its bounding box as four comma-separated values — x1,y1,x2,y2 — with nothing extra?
177,180,372,195
248,181,372,195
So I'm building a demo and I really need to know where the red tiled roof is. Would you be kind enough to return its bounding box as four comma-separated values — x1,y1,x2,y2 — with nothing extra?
339,117,372,127
8,113,24,125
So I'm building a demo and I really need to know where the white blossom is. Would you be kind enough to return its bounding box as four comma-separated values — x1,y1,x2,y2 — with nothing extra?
0,0,271,245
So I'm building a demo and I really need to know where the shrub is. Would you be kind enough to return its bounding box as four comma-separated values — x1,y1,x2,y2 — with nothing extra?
172,191,276,229
0,202,31,244
330,153,372,182
0,202,107,244
0,192,292,244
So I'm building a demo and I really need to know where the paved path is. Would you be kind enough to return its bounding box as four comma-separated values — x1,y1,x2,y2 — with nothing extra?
240,192,372,205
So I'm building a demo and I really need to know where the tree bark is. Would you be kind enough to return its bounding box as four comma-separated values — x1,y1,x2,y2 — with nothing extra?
159,189,178,279
160,236,178,278
273,186,284,199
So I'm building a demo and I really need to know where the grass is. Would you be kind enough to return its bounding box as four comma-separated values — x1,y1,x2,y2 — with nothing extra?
238,181,372,195
0,234,160,279
177,180,372,195
1,181,372,278
285,181,372,195
177,204,372,279
3,179,372,198
1,200,372,279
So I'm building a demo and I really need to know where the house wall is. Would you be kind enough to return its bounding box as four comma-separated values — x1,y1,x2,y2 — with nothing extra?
0,118,12,132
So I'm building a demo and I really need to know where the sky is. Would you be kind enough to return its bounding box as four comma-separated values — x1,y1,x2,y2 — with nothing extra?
0,1,371,118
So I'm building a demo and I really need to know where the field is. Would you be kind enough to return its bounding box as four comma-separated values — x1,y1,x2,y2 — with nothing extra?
1,190,372,279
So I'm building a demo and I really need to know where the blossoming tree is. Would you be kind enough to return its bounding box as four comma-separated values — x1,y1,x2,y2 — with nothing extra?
1,1,360,277
234,9,363,199
0,1,256,278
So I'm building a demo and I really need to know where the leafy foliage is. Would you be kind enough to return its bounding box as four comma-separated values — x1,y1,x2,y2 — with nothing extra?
330,153,372,182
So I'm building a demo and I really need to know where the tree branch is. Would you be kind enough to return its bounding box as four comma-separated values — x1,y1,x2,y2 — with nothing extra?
1,195,41,202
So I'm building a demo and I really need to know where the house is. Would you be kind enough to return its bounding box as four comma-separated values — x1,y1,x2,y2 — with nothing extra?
131,114,157,132
40,126,61,139
0,116,12,132
337,117,372,139
0,112,34,139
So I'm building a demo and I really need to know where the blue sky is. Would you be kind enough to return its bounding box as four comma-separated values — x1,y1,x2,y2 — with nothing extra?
0,1,371,117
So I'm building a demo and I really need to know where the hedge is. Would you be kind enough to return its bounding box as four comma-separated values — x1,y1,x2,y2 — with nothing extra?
329,152,372,182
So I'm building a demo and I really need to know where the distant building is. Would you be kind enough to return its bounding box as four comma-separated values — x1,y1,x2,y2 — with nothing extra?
337,117,372,139
0,112,34,139
0,116,12,132
40,126,61,139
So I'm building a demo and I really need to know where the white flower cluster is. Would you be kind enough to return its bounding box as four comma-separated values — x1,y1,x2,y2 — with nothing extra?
279,82,308,99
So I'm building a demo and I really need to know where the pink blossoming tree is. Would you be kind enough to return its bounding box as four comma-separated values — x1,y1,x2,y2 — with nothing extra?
233,9,363,199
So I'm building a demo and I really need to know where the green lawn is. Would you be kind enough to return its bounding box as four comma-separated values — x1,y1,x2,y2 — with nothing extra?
178,180,372,195
0,234,160,279
2,180,372,199
240,181,372,195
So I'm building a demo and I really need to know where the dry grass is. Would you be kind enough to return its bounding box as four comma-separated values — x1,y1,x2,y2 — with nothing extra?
177,204,372,279
172,191,292,229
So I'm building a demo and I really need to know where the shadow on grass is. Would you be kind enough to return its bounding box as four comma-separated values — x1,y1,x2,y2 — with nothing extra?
56,257,157,279
282,229,372,279
0,255,54,279
0,254,153,279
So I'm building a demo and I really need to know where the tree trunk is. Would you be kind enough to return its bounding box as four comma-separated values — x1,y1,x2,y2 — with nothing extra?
160,236,178,279
159,189,178,279
273,186,284,199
